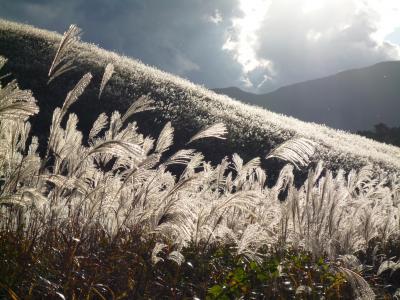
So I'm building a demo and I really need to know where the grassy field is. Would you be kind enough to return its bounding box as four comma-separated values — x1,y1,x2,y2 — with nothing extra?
0,20,400,299
0,19,400,177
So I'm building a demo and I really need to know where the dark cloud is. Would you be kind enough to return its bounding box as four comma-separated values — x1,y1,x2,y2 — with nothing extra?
1,0,399,93
0,0,243,88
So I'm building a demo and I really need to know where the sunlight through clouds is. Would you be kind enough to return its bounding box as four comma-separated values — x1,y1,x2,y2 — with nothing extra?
302,0,323,14
358,0,400,43
223,0,273,88
224,0,400,91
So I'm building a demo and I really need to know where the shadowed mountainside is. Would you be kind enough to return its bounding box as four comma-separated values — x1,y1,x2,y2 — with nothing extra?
0,19,400,175
215,61,400,132
358,123,400,147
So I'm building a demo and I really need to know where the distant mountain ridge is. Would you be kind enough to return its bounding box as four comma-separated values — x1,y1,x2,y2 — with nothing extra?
214,61,400,131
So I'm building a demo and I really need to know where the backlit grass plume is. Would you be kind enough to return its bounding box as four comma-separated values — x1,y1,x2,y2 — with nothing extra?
48,24,81,83
187,122,227,144
121,95,155,124
267,137,316,169
98,62,114,99
0,80,38,120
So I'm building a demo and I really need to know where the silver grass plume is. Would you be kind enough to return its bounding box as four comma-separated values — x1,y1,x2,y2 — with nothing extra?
216,156,230,185
232,153,243,172
0,80,39,120
142,137,155,154
40,174,89,195
337,266,375,300
47,73,91,155
107,111,123,139
155,122,174,153
72,139,144,179
138,153,162,169
267,137,317,170
231,154,259,187
243,157,261,172
213,191,261,215
167,251,185,266
48,24,82,83
187,123,227,144
58,73,92,124
98,63,114,99
89,113,108,141
181,153,205,178
119,153,162,188
164,149,196,166
377,259,400,276
273,164,294,198
235,224,270,264
151,243,167,264
121,96,155,124
0,188,46,210
338,254,364,273
28,136,39,155
87,140,144,159
255,167,267,188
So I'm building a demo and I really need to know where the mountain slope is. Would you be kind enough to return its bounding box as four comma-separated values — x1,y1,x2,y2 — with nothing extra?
215,62,400,131
0,19,400,174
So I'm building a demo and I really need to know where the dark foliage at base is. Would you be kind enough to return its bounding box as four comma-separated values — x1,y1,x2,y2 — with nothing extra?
0,232,349,299
1,225,398,299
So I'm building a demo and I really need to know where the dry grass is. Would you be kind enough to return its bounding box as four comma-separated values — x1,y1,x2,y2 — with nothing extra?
0,23,399,299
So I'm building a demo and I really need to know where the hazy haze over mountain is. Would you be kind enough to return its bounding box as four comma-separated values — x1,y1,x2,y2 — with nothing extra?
214,61,400,131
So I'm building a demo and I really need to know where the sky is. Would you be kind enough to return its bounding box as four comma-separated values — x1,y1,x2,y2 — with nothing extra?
1,0,400,93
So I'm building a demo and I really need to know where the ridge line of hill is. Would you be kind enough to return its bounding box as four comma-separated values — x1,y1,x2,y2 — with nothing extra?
0,19,399,174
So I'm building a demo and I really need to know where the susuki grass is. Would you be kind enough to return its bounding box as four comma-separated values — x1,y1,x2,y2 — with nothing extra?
0,24,400,299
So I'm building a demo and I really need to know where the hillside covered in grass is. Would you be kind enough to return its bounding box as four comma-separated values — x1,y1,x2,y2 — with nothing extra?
0,19,400,176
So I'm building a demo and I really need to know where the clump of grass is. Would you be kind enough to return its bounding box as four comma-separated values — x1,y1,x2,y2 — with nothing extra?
0,27,399,299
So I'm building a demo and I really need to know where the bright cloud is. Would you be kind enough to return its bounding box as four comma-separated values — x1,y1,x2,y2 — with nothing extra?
302,0,323,14
223,0,274,88
223,0,400,91
357,1,400,42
